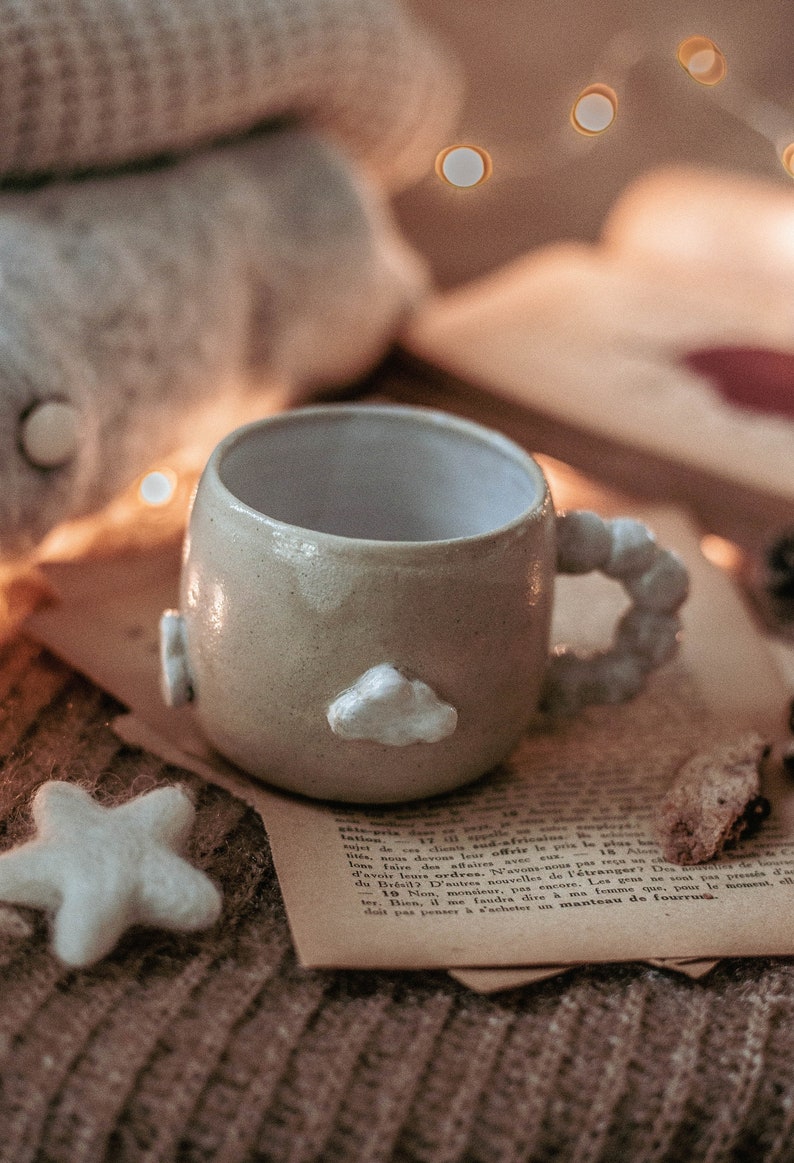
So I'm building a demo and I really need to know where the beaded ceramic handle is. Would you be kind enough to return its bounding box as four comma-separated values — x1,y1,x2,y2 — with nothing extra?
540,511,689,717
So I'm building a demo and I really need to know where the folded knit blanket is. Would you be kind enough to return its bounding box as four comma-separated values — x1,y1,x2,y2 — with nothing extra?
0,0,460,187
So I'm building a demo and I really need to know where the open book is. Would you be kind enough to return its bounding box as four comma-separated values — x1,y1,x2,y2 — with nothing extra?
400,167,794,559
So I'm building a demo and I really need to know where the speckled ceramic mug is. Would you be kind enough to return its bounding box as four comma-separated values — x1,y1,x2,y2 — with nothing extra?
160,404,688,802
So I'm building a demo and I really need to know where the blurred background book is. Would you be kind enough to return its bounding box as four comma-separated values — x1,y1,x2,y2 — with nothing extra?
382,0,794,639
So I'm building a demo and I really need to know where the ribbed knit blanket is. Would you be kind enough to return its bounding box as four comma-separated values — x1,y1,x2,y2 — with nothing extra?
1,638,793,1162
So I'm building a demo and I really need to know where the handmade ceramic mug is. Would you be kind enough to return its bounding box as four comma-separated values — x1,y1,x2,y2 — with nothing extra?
160,404,688,802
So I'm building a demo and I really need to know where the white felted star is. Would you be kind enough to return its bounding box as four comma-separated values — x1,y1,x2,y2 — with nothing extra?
0,781,222,967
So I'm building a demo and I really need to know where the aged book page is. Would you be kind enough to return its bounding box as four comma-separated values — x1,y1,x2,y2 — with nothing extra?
449,958,718,994
26,500,793,971
403,255,794,506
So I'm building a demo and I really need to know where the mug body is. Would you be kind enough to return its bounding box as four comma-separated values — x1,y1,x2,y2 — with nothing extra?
179,405,555,802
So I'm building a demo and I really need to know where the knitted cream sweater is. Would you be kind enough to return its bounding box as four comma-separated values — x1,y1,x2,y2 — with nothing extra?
0,0,460,187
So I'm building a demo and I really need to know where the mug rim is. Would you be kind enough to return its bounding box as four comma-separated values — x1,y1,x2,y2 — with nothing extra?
206,402,551,550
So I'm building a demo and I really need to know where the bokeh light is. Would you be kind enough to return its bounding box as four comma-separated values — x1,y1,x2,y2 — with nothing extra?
700,534,743,572
676,36,727,86
139,469,177,506
570,84,618,136
781,143,794,177
435,145,493,188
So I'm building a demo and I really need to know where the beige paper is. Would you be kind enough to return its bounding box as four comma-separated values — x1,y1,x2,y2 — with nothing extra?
26,501,793,972
449,958,719,994
403,248,794,506
448,966,575,993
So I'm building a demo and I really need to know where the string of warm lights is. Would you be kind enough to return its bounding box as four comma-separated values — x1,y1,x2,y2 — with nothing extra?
436,34,794,188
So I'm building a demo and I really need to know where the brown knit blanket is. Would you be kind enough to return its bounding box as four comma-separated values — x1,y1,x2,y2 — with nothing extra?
1,636,793,1162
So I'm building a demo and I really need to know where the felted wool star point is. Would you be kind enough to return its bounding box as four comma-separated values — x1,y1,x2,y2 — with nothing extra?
0,781,222,968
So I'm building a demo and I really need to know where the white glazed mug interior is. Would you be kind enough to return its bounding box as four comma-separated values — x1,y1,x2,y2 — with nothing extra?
216,405,544,543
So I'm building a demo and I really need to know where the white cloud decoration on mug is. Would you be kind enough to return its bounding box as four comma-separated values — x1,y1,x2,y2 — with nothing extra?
326,663,458,746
